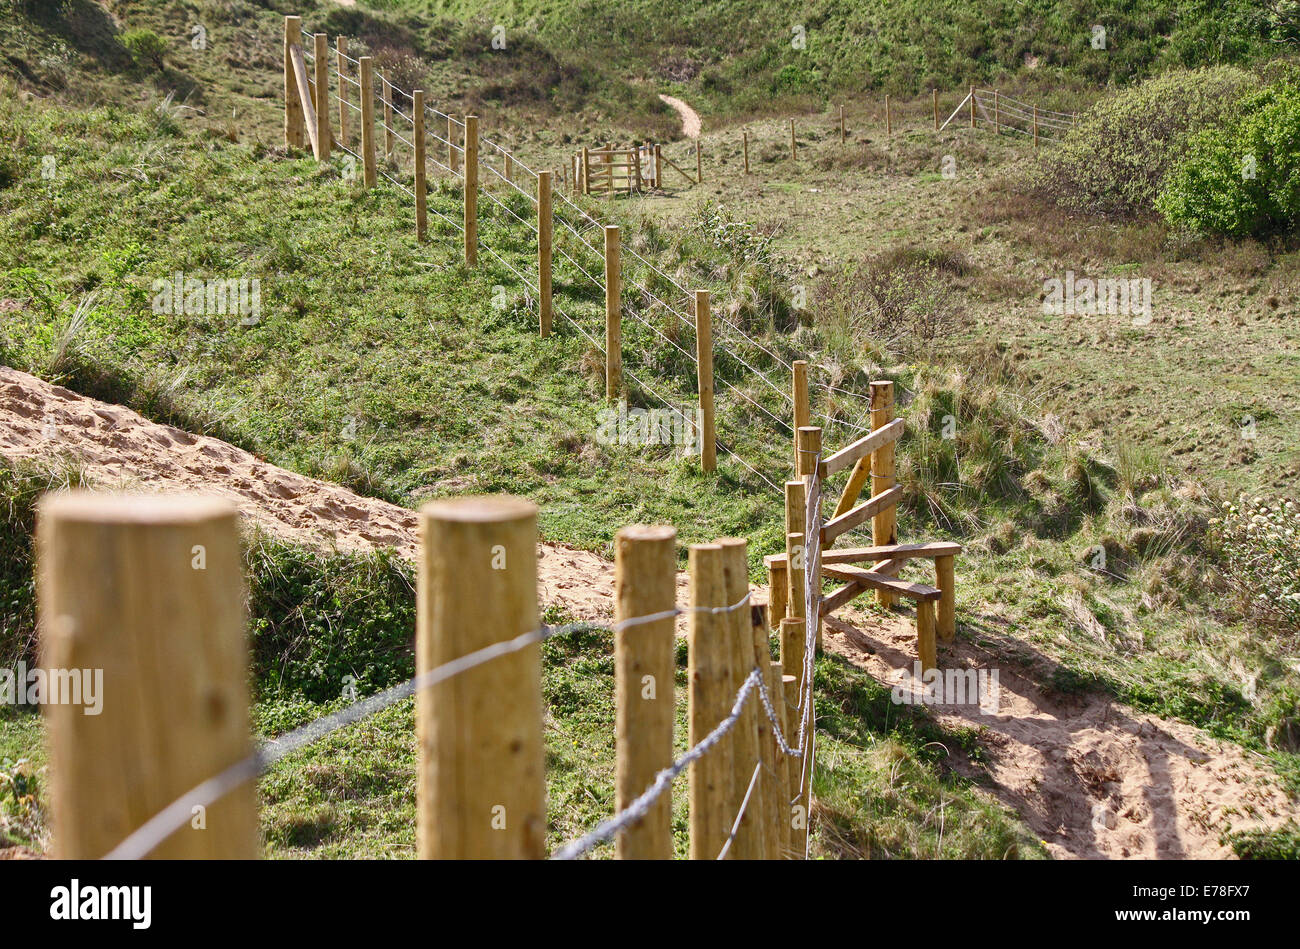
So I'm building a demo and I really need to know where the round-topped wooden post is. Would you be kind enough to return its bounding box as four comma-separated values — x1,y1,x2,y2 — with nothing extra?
38,493,258,858
416,495,545,859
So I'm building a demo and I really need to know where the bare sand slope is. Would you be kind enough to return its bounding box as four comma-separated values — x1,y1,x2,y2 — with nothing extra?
0,366,631,623
824,605,1297,859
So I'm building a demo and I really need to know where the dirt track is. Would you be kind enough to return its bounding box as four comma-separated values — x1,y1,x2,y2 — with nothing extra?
1,364,1295,858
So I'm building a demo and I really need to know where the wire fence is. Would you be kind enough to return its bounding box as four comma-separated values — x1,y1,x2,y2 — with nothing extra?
290,23,883,493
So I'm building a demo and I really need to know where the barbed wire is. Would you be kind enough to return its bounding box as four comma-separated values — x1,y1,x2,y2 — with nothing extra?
106,585,764,861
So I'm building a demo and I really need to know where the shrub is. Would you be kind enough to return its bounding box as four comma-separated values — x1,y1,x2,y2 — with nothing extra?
120,28,167,73
1027,67,1256,216
1156,79,1300,236
1215,496,1300,638
812,247,965,364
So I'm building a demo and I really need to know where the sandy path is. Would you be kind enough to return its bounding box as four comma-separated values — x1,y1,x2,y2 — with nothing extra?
658,94,701,139
2,366,1294,858
0,366,636,623
822,602,1297,858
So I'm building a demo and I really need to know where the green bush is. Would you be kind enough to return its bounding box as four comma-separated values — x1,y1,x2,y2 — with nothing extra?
1214,495,1300,638
120,28,167,73
1028,66,1256,216
1156,80,1300,236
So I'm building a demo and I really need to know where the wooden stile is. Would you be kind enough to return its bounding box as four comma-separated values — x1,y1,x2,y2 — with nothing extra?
695,289,716,472
688,543,734,859
936,554,956,641
39,494,258,858
614,525,677,859
416,496,546,859
869,381,897,608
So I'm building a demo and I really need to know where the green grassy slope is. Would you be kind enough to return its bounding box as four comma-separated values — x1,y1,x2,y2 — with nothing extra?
370,0,1280,113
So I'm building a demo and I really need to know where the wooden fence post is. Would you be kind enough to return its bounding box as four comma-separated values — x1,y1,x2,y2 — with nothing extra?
719,537,767,859
464,115,478,267
933,88,939,131
504,152,514,185
336,36,349,148
582,146,590,195
416,496,545,859
885,94,892,138
767,661,794,858
1033,104,1039,150
779,617,809,858
449,115,459,174
767,557,787,632
994,90,1000,134
538,171,553,337
743,130,750,174
695,289,715,472
917,599,937,673
604,224,621,401
359,56,377,188
615,525,678,859
284,17,305,149
413,90,427,242
839,104,845,144
870,381,897,609
382,75,394,161
785,477,807,631
969,85,976,128
695,139,702,184
750,605,782,858
654,144,662,190
313,33,331,160
936,554,956,641
39,494,258,858
796,426,823,651
688,543,734,859
792,359,810,478
789,118,797,160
